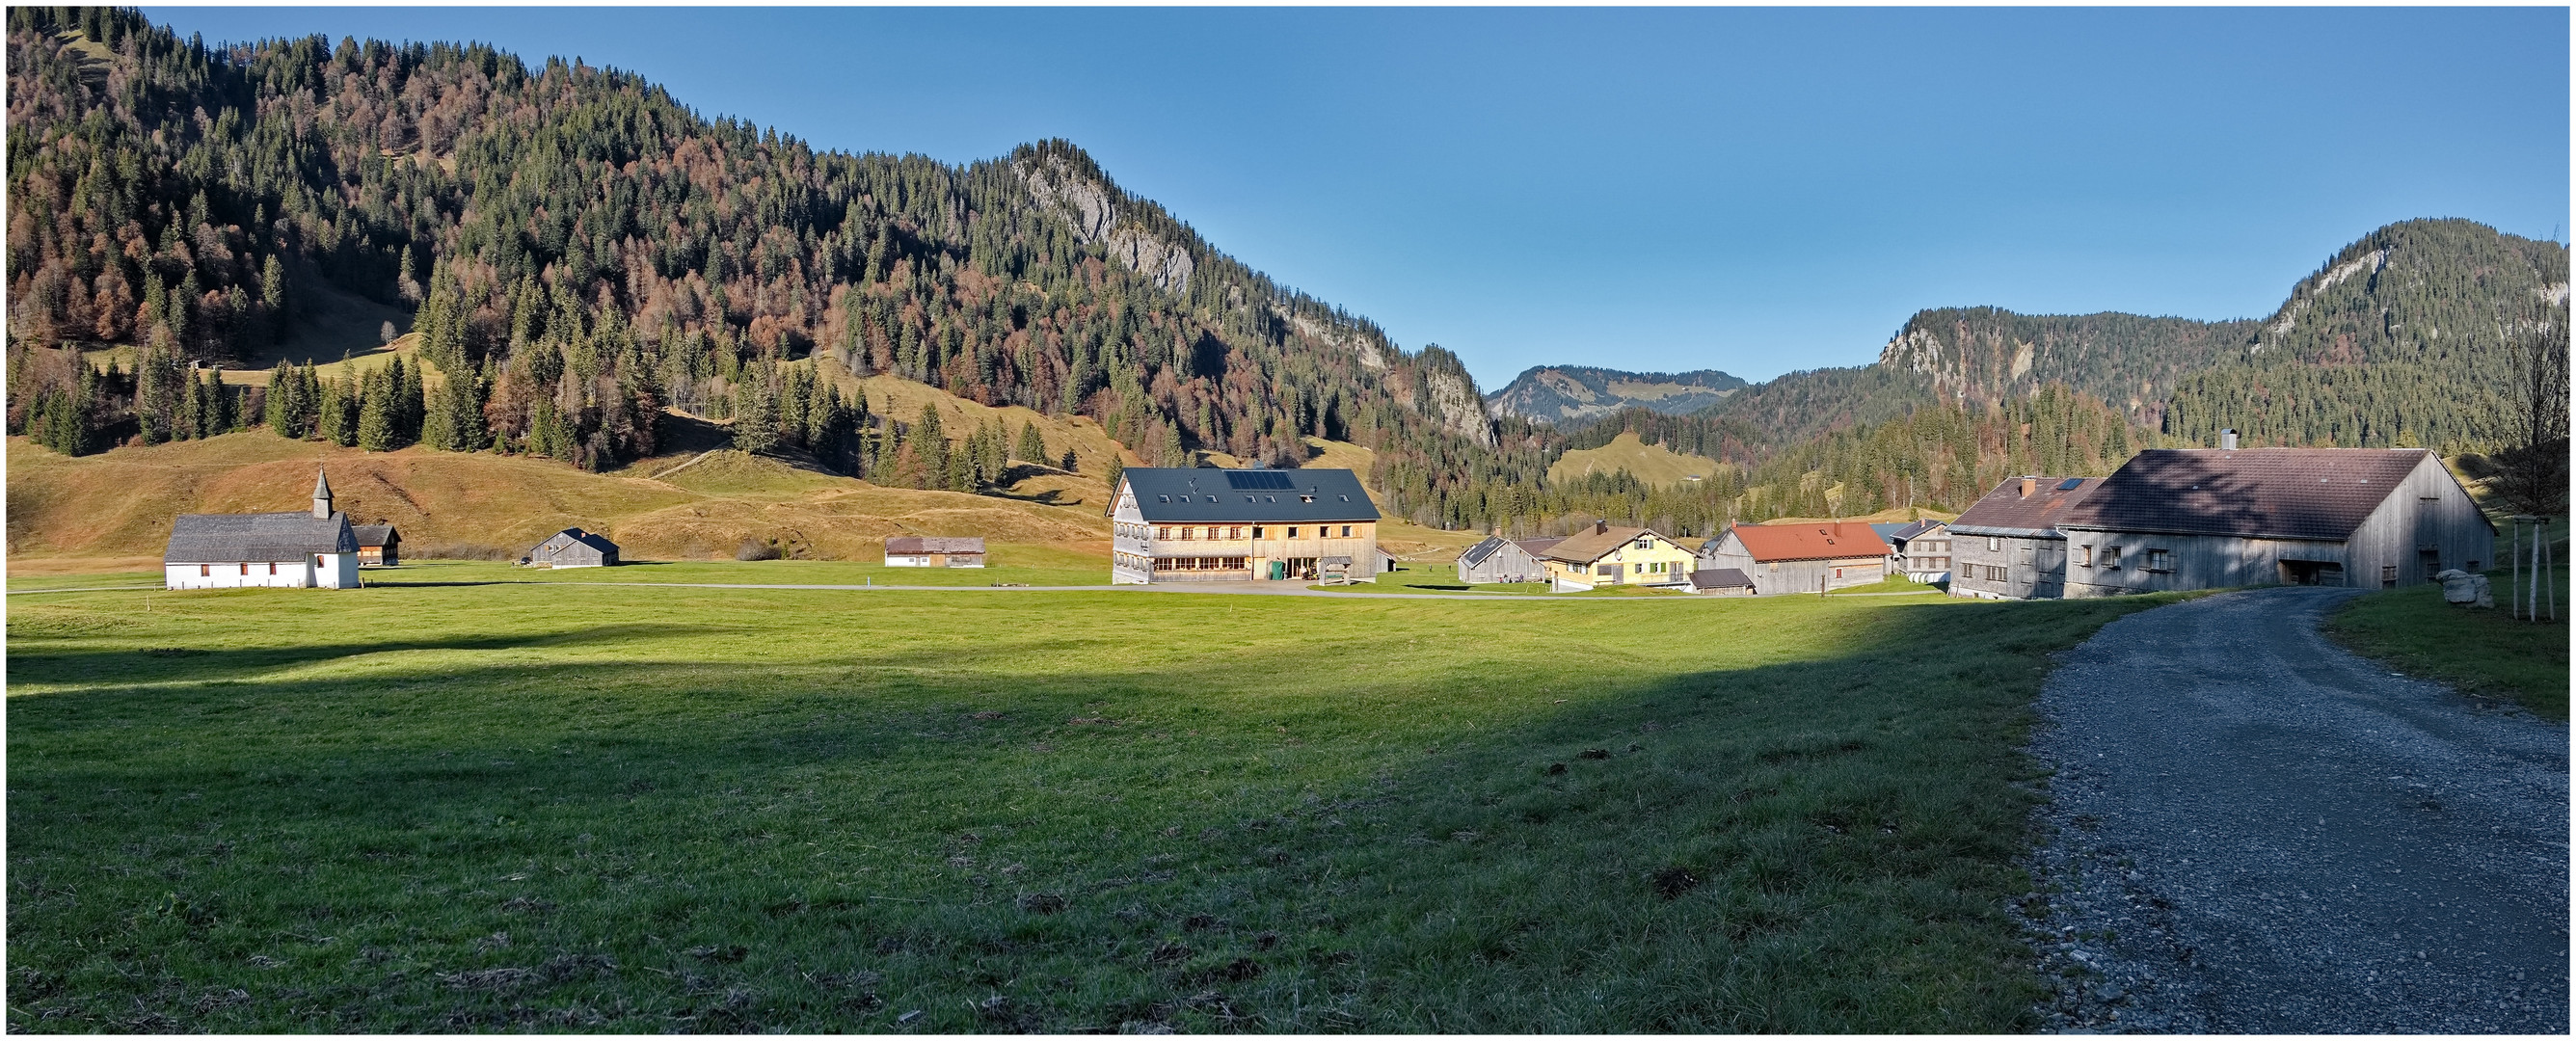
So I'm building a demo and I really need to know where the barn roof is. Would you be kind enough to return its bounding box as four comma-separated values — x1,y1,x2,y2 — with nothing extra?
1119,467,1381,523
886,536,985,554
1689,568,1755,591
2063,448,2451,541
537,527,619,553
1458,535,1521,569
352,524,399,547
1725,521,1891,562
1883,519,1947,543
1541,525,1672,565
165,512,358,563
1514,536,1566,558
1949,476,2103,538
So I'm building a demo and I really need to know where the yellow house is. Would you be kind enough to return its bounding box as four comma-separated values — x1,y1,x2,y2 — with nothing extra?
1537,522,1697,590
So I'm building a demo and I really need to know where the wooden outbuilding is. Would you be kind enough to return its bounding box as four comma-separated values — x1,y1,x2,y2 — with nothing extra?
1687,568,1757,596
528,527,620,568
1697,521,1891,595
2057,447,2494,597
884,536,986,568
1457,535,1545,584
352,524,401,567
1948,476,2100,601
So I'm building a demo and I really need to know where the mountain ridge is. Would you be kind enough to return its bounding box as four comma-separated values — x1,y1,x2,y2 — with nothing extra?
1484,364,1747,424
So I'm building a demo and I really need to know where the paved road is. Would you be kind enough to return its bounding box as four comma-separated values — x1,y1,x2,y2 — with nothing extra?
2026,587,2568,1032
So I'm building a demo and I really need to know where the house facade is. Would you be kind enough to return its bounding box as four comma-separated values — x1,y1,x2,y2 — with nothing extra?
1874,520,1953,582
353,524,400,567
885,536,986,568
1538,522,1696,590
162,468,361,590
530,527,620,568
1456,535,1545,584
1110,467,1382,584
1697,521,1892,595
1947,476,2102,601
2057,448,2494,597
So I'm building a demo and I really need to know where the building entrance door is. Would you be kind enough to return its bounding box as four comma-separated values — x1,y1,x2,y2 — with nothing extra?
2280,559,2345,586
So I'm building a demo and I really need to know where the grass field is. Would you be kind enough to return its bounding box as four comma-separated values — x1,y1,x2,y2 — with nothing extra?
8,574,2182,1031
2324,559,2571,721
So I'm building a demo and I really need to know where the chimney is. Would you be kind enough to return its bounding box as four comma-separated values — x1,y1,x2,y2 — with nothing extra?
312,467,335,520
2020,476,2037,498
1596,520,1609,535
2221,428,2239,450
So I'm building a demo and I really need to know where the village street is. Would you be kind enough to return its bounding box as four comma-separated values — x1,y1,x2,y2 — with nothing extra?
2026,587,2568,1032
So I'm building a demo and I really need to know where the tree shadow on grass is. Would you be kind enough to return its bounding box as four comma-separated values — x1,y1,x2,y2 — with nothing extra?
6,623,732,688
5,595,2180,1032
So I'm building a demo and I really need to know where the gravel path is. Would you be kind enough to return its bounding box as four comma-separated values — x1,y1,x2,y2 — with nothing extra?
2023,586,2568,1032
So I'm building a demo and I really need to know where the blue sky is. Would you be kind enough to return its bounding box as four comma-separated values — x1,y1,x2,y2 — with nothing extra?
150,7,2570,390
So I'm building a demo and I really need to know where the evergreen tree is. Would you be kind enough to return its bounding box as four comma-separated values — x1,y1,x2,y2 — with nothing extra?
733,374,779,455
356,366,395,451
1015,420,1046,467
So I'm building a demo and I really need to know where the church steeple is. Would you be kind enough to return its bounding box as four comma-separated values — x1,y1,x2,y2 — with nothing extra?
312,467,334,520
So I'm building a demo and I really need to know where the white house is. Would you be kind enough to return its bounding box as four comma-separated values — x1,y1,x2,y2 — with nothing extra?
162,468,362,590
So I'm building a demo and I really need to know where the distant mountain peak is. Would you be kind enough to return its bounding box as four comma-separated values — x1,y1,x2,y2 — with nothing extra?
1486,364,1747,424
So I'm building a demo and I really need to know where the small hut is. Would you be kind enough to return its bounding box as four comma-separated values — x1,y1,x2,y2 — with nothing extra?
353,524,401,567
528,527,620,568
1687,568,1757,596
884,536,986,568
1457,535,1544,584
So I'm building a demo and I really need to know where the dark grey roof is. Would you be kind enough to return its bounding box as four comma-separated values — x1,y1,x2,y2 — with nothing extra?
2062,448,2459,541
1120,467,1380,523
1690,568,1755,590
351,524,399,547
535,527,619,554
1883,519,1946,544
165,512,358,563
1459,535,1519,569
1868,522,1909,540
1950,476,2104,538
1515,536,1566,558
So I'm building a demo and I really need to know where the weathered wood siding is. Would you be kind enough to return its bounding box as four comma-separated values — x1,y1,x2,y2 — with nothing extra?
1699,532,1886,595
2061,455,2495,597
1950,532,2068,600
1460,541,1543,584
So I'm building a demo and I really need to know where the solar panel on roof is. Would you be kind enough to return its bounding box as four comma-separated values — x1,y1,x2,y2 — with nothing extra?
1225,470,1297,490
2055,478,2083,491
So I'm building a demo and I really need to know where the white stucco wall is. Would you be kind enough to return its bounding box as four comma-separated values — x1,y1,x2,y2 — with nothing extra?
165,560,326,589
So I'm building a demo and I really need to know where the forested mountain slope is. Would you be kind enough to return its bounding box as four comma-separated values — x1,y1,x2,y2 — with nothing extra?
4,7,1498,484
1484,364,1745,423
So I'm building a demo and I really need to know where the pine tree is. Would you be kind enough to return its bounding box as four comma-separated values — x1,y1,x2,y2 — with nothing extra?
356,366,395,451
733,374,778,455
1015,420,1046,467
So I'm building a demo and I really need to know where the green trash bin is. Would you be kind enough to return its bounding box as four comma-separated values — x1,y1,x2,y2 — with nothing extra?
1268,560,1286,580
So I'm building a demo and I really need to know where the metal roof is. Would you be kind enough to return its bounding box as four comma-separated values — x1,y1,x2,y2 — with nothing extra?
535,527,619,554
1689,568,1755,590
1725,521,1891,562
1949,476,2104,538
351,524,399,547
1118,467,1381,523
1883,519,1947,543
165,512,358,563
2062,448,2460,541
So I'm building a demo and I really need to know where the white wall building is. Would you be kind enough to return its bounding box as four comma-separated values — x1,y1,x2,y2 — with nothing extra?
162,468,362,590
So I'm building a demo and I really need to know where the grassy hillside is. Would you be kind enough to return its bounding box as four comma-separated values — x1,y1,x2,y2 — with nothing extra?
5,432,1112,568
7,573,2181,1031
1547,432,1729,489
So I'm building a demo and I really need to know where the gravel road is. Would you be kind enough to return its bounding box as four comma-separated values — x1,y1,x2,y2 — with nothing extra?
2023,586,2568,1033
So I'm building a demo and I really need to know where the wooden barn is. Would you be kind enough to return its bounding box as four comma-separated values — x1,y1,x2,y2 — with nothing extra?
352,524,401,567
884,536,986,568
1109,467,1382,584
1457,535,1545,584
1874,520,1953,582
162,469,360,590
528,527,620,568
1948,476,2102,601
2058,447,2494,597
1696,521,1891,595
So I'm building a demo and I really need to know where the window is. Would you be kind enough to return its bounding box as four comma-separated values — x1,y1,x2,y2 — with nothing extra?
1987,537,2001,551
1227,526,1243,540
2017,545,2034,564
1287,527,1300,538
2100,547,2122,570
1251,526,1265,538
200,564,210,576
2077,546,2092,568
1301,495,1315,503
2382,565,2399,588
1155,526,1171,540
2146,548,2172,573
1158,495,1170,503
240,564,251,575
1635,538,1652,550
1340,525,1353,537
268,563,278,575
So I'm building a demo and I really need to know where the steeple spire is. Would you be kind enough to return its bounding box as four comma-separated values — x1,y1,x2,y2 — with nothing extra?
312,467,334,520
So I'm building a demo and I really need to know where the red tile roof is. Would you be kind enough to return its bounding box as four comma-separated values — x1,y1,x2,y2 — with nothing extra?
1727,521,1891,562
2065,448,2455,541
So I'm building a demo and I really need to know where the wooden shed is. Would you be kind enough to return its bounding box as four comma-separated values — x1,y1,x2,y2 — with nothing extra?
1457,535,1543,584
1687,568,1757,596
1697,521,1890,595
352,524,401,567
884,536,986,568
2057,448,2494,597
529,527,620,568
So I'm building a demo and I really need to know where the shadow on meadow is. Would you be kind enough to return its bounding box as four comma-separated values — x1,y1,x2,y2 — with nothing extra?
8,596,2165,1032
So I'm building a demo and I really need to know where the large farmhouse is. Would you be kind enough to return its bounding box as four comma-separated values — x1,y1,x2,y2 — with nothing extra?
1110,467,1382,584
162,468,361,590
2057,447,2493,597
1697,521,1891,595
1539,522,1696,591
1874,520,1953,583
1948,476,2102,601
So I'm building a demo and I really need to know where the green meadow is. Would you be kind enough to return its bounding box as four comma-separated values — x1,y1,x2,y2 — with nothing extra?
7,571,2177,1031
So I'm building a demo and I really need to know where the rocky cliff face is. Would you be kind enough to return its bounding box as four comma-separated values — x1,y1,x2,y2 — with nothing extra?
1484,365,1747,424
1016,153,1193,294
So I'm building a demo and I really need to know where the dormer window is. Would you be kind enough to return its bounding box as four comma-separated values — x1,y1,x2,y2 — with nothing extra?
1301,495,1315,503
1158,495,1171,503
